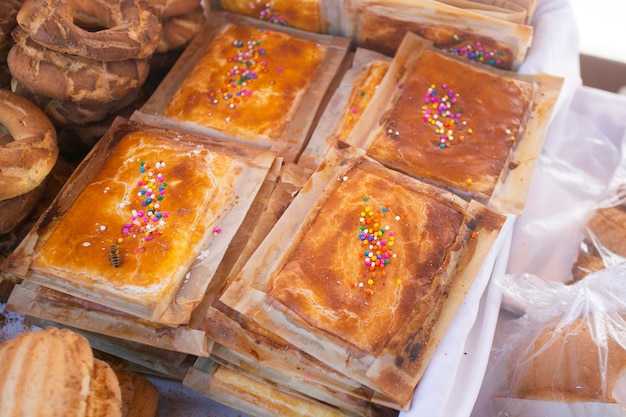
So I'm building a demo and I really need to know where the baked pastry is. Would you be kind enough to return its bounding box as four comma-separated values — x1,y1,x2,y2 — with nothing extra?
572,196,626,281
220,144,505,407
300,47,391,170
0,327,123,417
185,357,353,417
138,11,350,162
0,327,159,417
346,32,562,215
346,0,533,70
2,119,276,325
0,88,58,201
214,0,324,33
511,318,626,403
17,0,162,61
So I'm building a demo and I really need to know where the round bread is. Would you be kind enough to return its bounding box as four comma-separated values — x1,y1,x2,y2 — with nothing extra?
8,28,151,105
0,178,46,235
113,368,159,417
156,6,205,53
0,0,22,61
0,88,58,201
12,79,142,127
512,318,626,403
146,0,201,18
16,0,162,61
0,327,95,417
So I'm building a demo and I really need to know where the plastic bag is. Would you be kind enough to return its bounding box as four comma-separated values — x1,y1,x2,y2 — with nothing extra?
488,266,626,416
572,185,626,281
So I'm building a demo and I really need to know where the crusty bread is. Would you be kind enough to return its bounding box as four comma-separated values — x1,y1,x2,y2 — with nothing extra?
0,327,95,417
512,318,626,403
0,327,158,417
113,367,160,417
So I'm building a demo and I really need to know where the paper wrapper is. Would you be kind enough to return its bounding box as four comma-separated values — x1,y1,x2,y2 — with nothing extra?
219,143,505,408
571,185,626,281
1,118,276,325
134,11,351,163
344,0,533,69
300,47,392,171
485,267,626,416
206,0,345,34
344,32,562,216
184,357,355,417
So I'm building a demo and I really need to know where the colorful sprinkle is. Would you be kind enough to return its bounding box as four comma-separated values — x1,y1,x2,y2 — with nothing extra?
447,35,504,67
356,204,398,295
118,161,168,248
421,84,472,148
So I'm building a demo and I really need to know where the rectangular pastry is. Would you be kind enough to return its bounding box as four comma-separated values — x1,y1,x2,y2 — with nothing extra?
2,118,276,325
219,144,506,407
300,47,391,171
207,0,344,34
137,11,351,163
346,32,563,215
345,0,534,70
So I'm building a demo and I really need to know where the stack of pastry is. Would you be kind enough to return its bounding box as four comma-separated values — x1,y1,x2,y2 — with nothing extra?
6,0,162,154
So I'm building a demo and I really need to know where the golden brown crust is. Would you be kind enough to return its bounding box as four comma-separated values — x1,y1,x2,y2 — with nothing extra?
8,28,150,105
0,327,94,417
359,8,516,69
366,49,533,200
512,319,626,403
146,0,201,18
334,59,390,144
156,6,205,53
0,178,46,235
0,88,58,201
17,0,162,61
0,0,22,57
112,367,159,417
268,157,466,355
12,79,142,127
219,0,323,33
162,23,327,143
572,204,626,280
86,359,123,417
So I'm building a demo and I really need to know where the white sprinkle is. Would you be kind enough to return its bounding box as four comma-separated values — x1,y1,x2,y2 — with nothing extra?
342,176,349,181
99,225,107,231
82,242,91,247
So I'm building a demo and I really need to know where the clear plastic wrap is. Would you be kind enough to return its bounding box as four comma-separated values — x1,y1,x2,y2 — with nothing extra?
488,267,626,416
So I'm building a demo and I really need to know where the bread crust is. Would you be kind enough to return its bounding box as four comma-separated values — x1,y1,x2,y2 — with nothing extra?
8,28,150,105
0,88,58,201
17,0,162,61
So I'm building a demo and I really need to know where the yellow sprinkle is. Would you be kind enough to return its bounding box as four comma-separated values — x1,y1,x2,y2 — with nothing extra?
348,116,353,121
117,238,124,244
468,128,473,134
396,279,402,285
466,178,473,185
510,136,516,141
368,279,374,285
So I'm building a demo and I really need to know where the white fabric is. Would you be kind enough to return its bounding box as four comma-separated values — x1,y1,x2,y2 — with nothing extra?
403,1,583,416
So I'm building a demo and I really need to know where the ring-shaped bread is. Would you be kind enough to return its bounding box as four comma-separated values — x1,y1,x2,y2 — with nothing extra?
145,0,201,18
12,79,142,127
156,6,205,53
16,0,162,61
8,28,150,105
0,88,58,201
